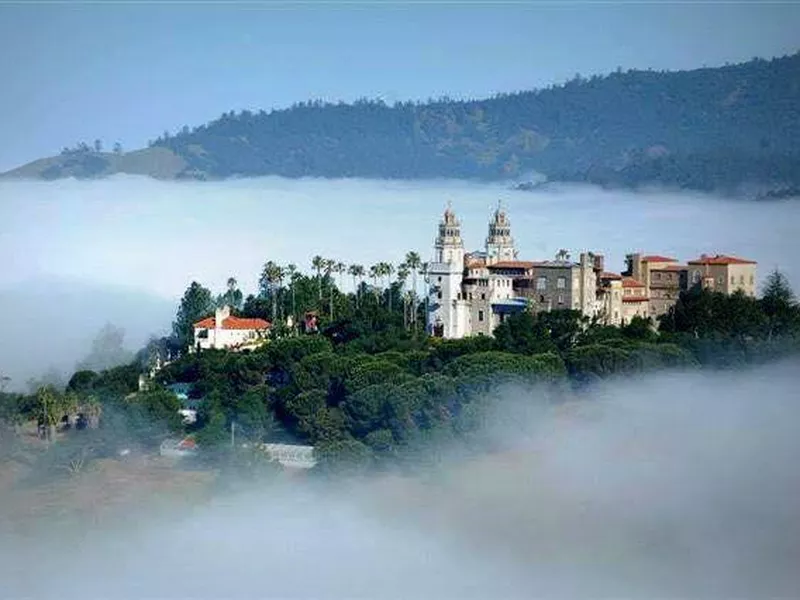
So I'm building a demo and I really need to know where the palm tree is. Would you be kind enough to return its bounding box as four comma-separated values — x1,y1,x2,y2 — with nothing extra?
397,263,410,329
323,259,335,318
404,251,422,332
312,255,325,301
335,261,346,291
259,261,284,321
285,264,298,324
421,262,430,334
369,264,381,302
348,264,365,308
383,262,395,312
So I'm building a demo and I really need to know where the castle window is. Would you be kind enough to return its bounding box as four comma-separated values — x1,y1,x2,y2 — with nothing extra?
536,276,547,290
739,275,744,284
438,276,442,283
731,276,736,285
437,291,442,300
481,293,486,300
557,294,564,305
478,310,484,322
557,277,566,289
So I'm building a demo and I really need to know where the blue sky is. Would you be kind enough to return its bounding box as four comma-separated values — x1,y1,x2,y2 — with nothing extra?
1,1,799,171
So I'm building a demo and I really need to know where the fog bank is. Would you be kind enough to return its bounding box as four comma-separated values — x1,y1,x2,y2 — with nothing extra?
3,360,799,599
1,176,797,387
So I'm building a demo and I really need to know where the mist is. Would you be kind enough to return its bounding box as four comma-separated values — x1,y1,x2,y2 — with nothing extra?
2,360,799,598
1,175,798,388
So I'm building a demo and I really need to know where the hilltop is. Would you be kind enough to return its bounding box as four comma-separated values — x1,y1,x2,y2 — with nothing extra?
3,52,800,195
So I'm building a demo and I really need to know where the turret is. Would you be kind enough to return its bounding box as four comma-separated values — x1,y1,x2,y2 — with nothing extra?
485,200,516,265
434,202,465,267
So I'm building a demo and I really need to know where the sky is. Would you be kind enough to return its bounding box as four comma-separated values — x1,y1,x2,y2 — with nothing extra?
1,1,800,171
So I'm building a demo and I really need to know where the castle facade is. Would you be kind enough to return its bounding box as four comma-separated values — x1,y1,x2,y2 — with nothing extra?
425,204,757,339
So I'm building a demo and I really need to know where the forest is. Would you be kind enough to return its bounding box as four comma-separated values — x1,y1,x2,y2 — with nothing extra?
7,53,799,195
1,258,799,478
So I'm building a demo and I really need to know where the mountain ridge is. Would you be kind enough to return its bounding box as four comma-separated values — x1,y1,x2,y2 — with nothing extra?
4,52,800,195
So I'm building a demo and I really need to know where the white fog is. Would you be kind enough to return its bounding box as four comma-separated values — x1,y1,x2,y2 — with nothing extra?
2,360,799,599
1,176,798,389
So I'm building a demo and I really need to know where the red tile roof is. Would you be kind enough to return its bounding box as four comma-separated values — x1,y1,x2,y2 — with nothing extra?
193,316,270,330
621,277,646,288
622,296,650,303
599,271,622,280
641,255,678,263
487,261,537,270
688,254,756,265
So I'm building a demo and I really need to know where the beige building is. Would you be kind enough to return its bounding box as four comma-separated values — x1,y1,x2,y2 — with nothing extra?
426,206,758,339
621,277,649,323
596,272,623,326
687,254,757,297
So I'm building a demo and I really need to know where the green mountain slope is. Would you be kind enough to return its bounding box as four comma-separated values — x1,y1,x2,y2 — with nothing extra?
4,52,799,194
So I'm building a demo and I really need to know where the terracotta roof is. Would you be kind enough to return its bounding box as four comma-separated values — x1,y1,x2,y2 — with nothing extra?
621,277,646,288
641,255,678,263
688,254,757,265
599,271,622,280
654,265,688,272
193,316,270,330
487,261,537,270
622,296,650,303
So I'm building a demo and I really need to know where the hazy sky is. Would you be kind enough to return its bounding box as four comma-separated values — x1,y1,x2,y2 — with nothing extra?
2,2,799,170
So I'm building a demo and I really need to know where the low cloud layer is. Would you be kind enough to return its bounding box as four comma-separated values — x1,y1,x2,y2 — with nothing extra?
1,176,797,387
3,360,799,598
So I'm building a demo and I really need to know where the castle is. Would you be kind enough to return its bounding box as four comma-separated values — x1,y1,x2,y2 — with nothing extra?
426,203,757,339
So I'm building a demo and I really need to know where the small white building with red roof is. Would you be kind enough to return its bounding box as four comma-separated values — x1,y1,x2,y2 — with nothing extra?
192,305,270,352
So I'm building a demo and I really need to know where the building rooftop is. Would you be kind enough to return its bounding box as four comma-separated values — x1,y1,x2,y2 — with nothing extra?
622,296,650,303
641,255,678,263
688,254,757,265
487,260,537,270
193,315,271,330
599,271,623,280
621,277,646,288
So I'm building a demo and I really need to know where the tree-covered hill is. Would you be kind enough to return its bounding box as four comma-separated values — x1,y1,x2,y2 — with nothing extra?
4,52,799,194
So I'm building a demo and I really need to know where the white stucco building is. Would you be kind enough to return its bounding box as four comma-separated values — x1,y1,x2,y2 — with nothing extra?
192,305,270,351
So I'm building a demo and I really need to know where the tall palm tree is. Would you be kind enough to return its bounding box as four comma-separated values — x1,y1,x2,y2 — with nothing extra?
369,264,381,302
348,264,365,308
312,255,325,301
404,251,422,331
397,263,410,329
382,262,395,312
285,263,298,323
323,259,335,318
421,262,430,334
334,261,346,293
259,260,284,321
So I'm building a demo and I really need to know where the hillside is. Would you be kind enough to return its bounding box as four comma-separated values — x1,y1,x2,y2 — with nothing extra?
4,52,800,194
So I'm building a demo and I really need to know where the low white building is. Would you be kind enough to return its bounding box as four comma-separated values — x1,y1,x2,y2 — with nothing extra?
192,305,270,351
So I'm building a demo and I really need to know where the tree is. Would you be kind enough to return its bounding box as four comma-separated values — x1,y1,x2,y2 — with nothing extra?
285,263,299,324
113,142,123,154
218,276,244,311
76,323,133,373
35,385,62,443
760,269,799,339
173,282,215,350
404,251,422,331
259,261,284,322
349,264,365,308
93,139,103,153
312,255,325,301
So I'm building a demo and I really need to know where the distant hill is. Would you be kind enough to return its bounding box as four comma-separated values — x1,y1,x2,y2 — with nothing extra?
4,52,800,195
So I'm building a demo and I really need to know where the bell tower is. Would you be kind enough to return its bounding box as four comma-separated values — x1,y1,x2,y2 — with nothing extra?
427,202,469,339
485,200,517,265
434,201,465,266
